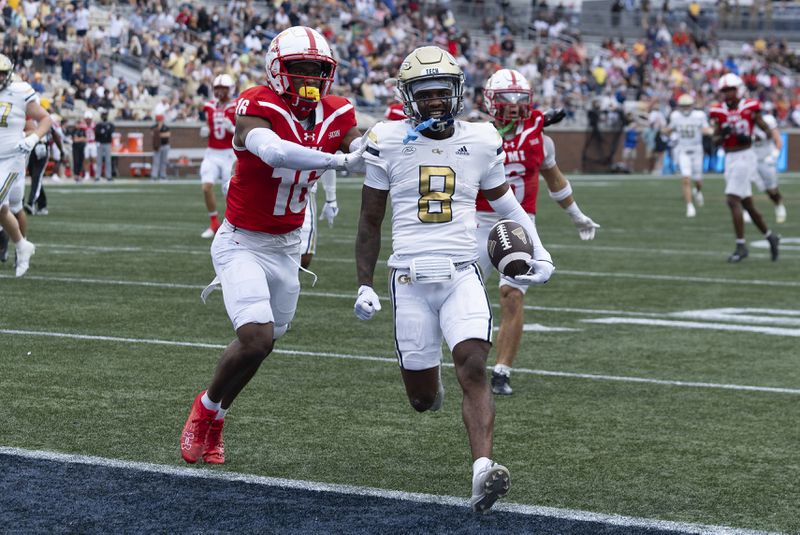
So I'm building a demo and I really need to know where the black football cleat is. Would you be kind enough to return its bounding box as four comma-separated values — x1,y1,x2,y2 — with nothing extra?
767,233,780,261
491,371,513,395
0,230,8,263
727,244,749,263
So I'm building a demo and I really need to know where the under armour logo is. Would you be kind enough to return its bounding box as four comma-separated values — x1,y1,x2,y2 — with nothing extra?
303,132,315,141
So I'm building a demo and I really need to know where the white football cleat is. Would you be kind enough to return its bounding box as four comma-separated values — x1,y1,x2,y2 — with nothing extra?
775,204,786,224
693,189,704,207
686,204,696,218
200,227,215,239
470,461,510,513
15,239,35,277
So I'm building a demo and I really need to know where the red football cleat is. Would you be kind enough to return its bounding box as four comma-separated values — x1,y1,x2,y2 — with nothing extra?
180,391,217,464
203,419,225,464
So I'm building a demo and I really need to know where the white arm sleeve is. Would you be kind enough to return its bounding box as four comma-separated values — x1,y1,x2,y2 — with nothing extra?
245,127,338,170
320,169,337,201
542,135,557,170
487,188,551,262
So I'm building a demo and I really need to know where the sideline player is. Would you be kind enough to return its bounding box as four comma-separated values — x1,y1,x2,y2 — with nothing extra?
80,110,97,181
664,94,712,218
0,54,44,275
709,74,780,263
752,111,786,224
355,47,555,512
180,27,365,465
199,74,237,238
299,169,337,269
475,68,599,396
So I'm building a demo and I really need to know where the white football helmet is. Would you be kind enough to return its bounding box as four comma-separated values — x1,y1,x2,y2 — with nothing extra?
213,74,235,88
396,46,464,126
483,69,532,123
677,93,694,114
265,26,337,118
717,73,744,101
0,54,13,91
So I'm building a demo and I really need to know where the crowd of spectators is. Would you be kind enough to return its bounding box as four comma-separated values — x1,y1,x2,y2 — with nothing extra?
1,0,799,132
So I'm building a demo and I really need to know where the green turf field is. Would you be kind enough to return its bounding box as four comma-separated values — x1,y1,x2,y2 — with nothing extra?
2,173,798,533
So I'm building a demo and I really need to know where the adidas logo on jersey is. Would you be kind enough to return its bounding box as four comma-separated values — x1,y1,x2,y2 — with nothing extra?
455,146,469,156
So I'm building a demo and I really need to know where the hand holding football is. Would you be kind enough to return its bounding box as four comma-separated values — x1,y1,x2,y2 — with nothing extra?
487,220,534,277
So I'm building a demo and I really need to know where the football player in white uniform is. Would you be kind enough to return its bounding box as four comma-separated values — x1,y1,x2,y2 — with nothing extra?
752,112,786,223
299,169,337,269
0,54,47,276
475,69,599,396
355,47,555,513
664,94,712,218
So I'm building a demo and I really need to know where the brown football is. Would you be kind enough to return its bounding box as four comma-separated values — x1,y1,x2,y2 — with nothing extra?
487,220,533,277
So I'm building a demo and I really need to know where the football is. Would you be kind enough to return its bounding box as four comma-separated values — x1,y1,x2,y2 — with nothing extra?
487,220,534,277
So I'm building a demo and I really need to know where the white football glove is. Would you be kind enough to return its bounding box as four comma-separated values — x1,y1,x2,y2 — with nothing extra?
222,117,235,133
570,212,601,241
513,258,555,285
199,125,210,138
17,134,39,154
34,143,48,159
354,285,382,320
763,148,780,167
319,200,339,227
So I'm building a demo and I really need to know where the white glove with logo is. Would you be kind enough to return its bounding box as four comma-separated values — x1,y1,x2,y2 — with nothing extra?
570,212,601,240
319,200,339,227
513,246,555,285
17,134,39,154
354,285,382,320
763,148,780,167
332,150,365,173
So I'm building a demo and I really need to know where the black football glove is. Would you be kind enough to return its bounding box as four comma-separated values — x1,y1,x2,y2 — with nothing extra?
735,133,751,144
719,125,733,138
542,108,566,127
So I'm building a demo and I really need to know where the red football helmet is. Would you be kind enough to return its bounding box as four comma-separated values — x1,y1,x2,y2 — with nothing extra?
265,26,337,119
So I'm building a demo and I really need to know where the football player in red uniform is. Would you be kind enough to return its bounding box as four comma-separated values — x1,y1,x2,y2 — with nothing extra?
181,26,366,465
709,73,780,263
199,74,237,238
475,69,599,395
384,101,407,121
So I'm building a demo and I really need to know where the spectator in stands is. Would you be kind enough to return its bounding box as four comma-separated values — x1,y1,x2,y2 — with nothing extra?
95,109,114,182
151,114,170,181
142,64,160,97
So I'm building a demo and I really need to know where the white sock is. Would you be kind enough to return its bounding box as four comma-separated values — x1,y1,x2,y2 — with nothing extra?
494,364,511,377
473,456,492,476
201,391,221,411
215,408,227,420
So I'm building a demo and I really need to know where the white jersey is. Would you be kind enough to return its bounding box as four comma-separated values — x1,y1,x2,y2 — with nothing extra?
363,119,506,268
668,109,708,151
752,113,777,158
0,80,37,158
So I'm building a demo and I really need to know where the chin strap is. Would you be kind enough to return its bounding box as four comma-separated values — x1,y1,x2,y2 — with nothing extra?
495,120,518,137
402,115,454,145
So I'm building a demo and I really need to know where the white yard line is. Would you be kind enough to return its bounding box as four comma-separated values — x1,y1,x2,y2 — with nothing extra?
584,317,800,337
0,447,777,535
2,328,798,395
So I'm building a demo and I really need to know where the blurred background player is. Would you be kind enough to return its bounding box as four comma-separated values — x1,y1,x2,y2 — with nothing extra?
709,73,780,263
621,112,639,173
151,115,171,181
299,169,337,269
181,26,364,466
48,112,66,182
0,54,44,276
95,109,115,182
475,68,599,396
664,94,712,218
356,48,555,512
80,110,97,182
25,112,60,215
199,74,237,238
752,111,786,224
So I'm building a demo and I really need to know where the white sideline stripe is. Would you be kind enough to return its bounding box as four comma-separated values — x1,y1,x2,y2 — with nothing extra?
2,329,799,395
585,318,800,338
0,447,775,535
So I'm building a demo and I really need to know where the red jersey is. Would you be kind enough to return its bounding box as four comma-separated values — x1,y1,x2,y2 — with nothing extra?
226,85,356,234
203,99,237,149
384,102,407,121
709,98,760,150
475,110,545,214
80,120,96,143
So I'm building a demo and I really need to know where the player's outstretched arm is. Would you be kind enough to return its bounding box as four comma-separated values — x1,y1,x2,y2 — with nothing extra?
354,185,388,319
483,182,554,285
